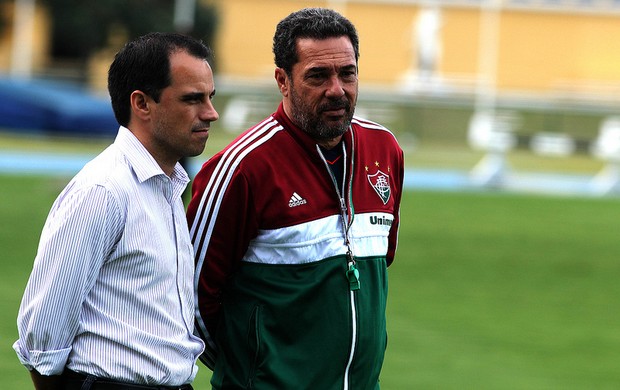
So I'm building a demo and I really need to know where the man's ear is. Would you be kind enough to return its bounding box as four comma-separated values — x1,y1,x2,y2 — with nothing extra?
274,68,289,97
130,91,151,121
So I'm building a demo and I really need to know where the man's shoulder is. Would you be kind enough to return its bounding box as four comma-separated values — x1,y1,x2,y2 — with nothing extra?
214,116,288,161
71,146,135,193
352,116,390,131
351,117,401,148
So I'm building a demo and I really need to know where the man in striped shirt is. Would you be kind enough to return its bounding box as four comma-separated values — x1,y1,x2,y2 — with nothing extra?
14,32,218,389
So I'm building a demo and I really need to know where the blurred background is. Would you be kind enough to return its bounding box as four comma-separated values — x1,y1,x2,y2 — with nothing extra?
2,1,620,389
2,0,620,195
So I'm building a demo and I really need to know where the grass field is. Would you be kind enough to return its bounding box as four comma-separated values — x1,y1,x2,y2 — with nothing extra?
2,170,619,388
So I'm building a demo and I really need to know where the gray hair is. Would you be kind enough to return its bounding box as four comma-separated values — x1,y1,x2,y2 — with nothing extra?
273,8,359,75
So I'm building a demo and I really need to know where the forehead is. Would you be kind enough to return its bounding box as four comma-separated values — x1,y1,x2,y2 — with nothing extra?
168,50,213,86
294,36,356,71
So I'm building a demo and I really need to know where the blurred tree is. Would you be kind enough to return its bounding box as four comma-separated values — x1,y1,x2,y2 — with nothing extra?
40,0,218,63
0,0,11,33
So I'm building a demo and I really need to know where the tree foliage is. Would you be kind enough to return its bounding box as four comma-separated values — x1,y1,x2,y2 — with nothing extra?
41,0,218,61
0,0,11,33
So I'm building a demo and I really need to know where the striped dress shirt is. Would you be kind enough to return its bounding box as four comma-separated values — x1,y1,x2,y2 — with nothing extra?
13,126,205,386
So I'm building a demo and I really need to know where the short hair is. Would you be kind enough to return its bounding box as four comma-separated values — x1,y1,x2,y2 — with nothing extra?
273,8,359,75
108,32,213,127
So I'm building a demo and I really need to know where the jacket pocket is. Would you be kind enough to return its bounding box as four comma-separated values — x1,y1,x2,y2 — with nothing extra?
246,304,262,388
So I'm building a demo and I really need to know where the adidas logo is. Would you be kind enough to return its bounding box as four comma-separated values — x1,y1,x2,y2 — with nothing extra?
288,192,307,208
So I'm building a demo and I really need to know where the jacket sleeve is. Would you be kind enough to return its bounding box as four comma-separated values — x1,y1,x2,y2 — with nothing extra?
187,156,258,368
387,145,405,267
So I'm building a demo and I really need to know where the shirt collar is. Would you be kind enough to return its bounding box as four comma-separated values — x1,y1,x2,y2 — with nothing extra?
114,126,190,188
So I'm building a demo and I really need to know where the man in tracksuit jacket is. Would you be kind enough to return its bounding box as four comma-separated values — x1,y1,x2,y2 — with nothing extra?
187,8,404,389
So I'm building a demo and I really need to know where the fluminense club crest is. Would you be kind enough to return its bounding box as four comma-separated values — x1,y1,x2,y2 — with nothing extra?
367,169,391,204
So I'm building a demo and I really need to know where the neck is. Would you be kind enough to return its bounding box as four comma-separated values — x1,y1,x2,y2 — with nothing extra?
126,125,177,177
317,136,343,150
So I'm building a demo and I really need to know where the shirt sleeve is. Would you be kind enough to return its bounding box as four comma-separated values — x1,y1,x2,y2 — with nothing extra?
13,183,123,375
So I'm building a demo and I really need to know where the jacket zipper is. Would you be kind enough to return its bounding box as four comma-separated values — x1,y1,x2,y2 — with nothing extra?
316,140,358,288
316,132,358,390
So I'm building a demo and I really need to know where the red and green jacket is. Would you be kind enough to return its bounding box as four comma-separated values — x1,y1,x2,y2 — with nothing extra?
187,102,404,389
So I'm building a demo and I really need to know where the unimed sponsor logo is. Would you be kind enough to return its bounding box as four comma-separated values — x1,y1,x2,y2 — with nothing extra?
370,215,393,227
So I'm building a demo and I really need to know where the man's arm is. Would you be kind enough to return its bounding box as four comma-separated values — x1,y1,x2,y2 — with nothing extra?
15,184,122,377
188,157,258,368
387,146,405,266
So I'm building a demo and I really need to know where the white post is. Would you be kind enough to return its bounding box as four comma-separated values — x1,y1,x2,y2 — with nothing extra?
475,0,502,115
469,0,513,188
174,0,196,33
10,0,36,79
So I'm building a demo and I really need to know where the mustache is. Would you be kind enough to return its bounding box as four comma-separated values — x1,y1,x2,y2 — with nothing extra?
319,99,350,112
192,121,211,131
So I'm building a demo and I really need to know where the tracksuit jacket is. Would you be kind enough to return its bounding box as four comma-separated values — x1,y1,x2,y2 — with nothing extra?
187,102,404,389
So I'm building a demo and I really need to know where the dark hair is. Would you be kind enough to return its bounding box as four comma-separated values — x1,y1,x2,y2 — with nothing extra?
108,32,213,127
273,8,359,75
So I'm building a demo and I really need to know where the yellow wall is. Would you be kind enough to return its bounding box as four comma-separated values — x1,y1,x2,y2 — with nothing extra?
212,0,328,79
210,0,421,85
440,7,480,78
346,2,415,85
499,10,620,91
3,0,620,95
208,0,620,94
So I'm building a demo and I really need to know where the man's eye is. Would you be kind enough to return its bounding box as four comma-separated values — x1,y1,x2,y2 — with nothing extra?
183,95,203,103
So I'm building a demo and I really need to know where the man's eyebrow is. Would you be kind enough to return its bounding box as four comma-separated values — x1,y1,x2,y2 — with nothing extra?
307,64,357,73
181,91,207,100
306,66,329,74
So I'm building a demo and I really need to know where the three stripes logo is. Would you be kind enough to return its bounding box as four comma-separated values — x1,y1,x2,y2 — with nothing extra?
288,192,307,208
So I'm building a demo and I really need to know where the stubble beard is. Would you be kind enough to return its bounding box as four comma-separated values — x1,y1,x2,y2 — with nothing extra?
289,86,355,142
152,118,206,163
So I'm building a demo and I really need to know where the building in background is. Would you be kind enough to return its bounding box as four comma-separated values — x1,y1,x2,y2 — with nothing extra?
3,0,620,192
208,0,620,99
4,0,620,151
3,0,620,98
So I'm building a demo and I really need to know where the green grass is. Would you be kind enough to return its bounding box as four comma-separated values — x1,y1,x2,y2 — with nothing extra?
2,173,619,389
386,191,620,389
1,175,67,389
